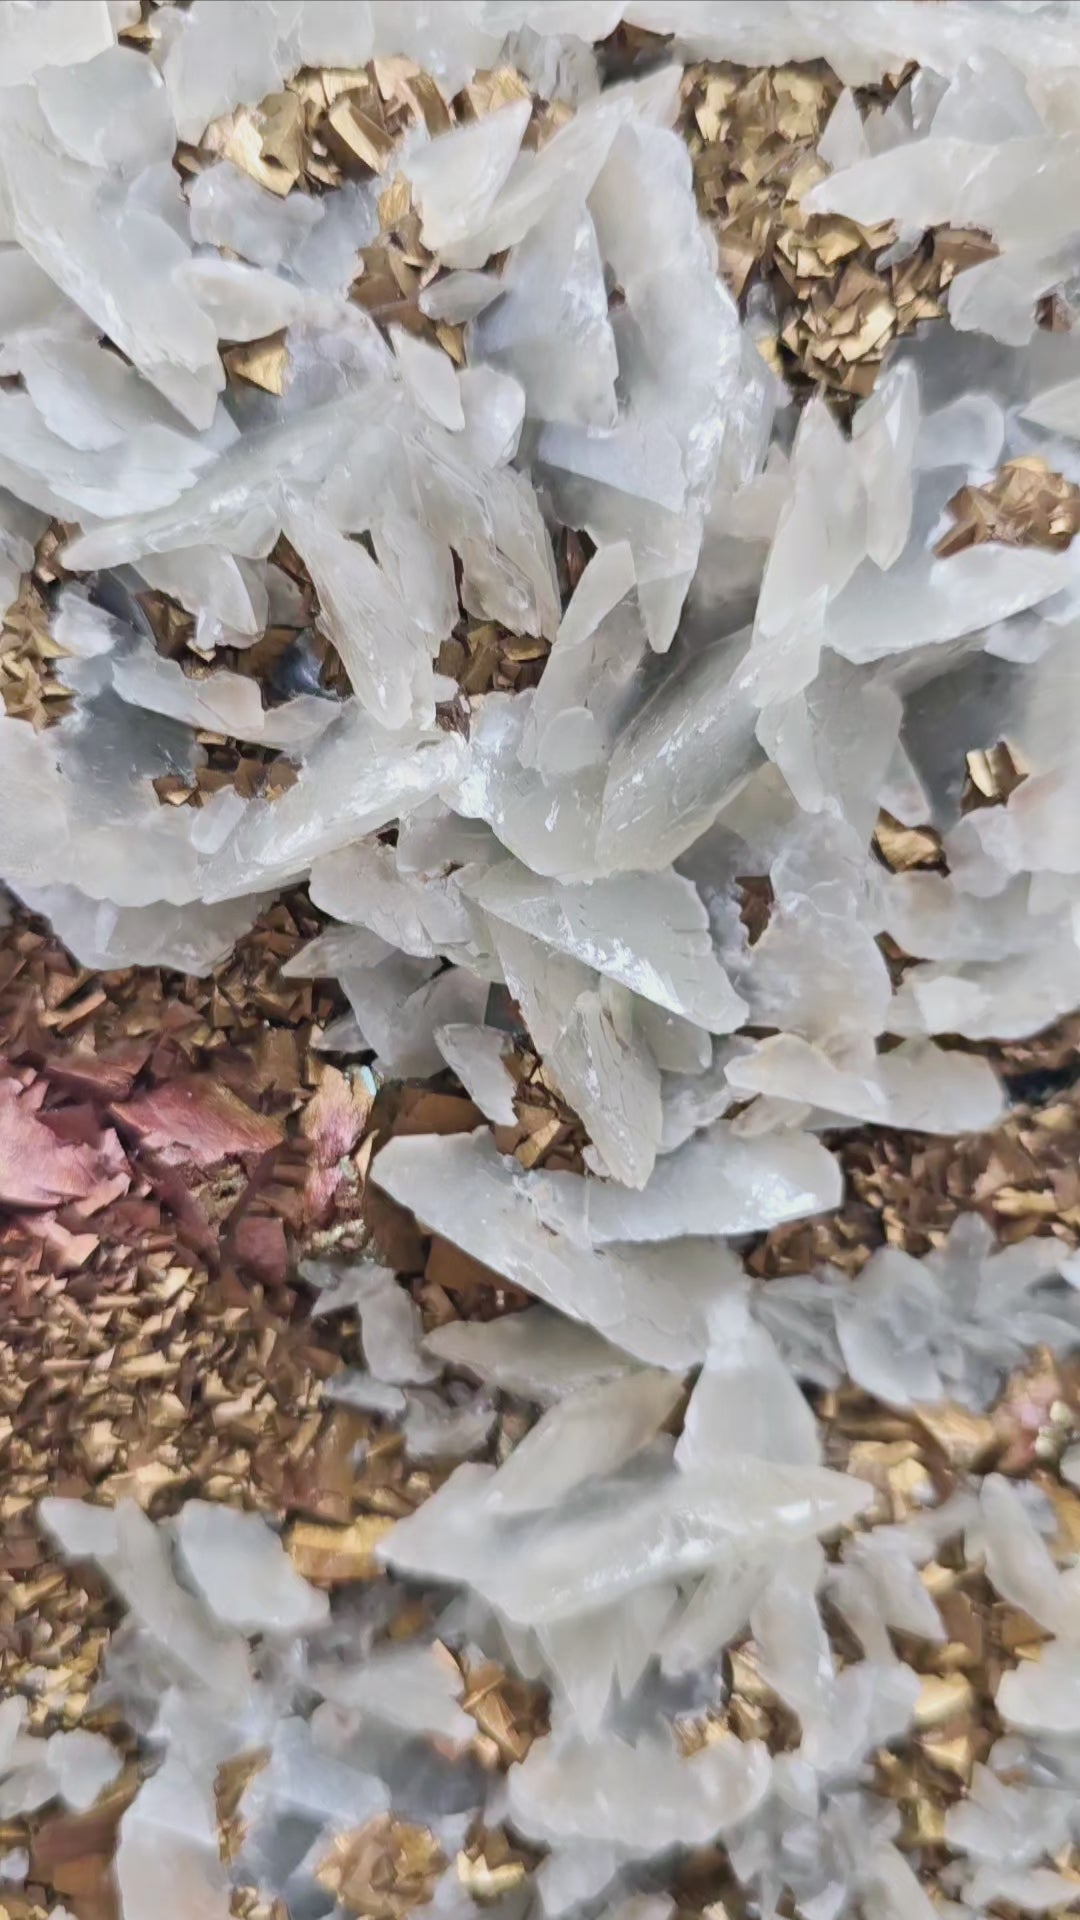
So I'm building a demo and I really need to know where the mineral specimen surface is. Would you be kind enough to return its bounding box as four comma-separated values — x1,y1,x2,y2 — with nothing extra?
3,6,1080,1920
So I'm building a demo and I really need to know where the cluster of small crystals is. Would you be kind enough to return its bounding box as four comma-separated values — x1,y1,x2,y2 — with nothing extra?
6,2,1080,1920
677,57,997,402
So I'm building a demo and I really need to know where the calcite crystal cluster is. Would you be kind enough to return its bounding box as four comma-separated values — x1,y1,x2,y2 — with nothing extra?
5,3,1080,1919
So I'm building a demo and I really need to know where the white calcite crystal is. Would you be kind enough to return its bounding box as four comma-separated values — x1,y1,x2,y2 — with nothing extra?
45,1730,123,1813
945,1763,1079,1915
380,1453,873,1626
115,1756,232,1920
433,1021,518,1125
0,1710,122,1821
833,1215,1080,1409
723,1032,1005,1133
40,1497,253,1703
507,1726,771,1857
527,1122,844,1243
470,861,747,1033
310,1641,474,1745
469,199,618,430
173,1503,330,1639
677,1286,822,1470
480,1368,683,1515
373,1129,741,1367
299,1256,439,1383
10,7,1080,1920
423,1306,636,1403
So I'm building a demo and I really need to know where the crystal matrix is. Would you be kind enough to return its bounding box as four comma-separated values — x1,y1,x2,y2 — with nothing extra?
4,9,1080,1920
